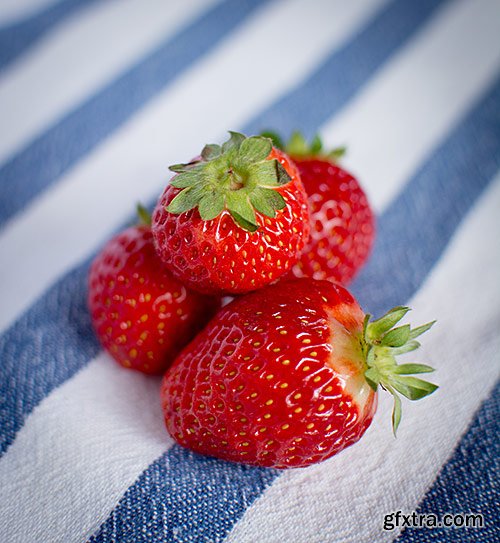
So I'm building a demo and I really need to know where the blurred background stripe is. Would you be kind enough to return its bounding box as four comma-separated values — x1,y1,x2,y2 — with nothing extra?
0,0,98,70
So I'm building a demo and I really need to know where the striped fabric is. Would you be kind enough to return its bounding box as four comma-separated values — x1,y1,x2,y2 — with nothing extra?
0,0,498,541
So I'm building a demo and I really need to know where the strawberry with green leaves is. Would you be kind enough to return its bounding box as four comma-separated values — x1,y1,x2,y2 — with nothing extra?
88,207,219,375
262,131,375,284
152,132,310,295
161,278,437,469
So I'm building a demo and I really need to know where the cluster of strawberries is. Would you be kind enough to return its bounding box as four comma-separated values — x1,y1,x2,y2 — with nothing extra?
88,131,437,469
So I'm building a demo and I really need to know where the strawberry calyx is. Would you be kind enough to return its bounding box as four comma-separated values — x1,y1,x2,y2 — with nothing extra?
360,306,438,435
136,203,152,226
261,130,346,161
166,131,292,232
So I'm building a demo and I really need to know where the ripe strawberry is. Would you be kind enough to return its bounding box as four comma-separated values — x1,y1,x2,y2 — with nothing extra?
161,278,437,469
88,208,219,375
152,132,310,295
262,131,375,284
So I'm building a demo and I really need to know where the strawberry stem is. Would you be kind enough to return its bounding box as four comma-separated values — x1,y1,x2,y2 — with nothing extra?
166,132,292,232
260,129,346,161
136,203,152,226
362,306,438,435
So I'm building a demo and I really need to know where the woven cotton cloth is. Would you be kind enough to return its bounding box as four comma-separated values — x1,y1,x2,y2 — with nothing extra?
0,0,499,541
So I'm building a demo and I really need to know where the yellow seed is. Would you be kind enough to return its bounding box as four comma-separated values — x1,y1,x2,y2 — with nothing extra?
250,392,258,398
266,440,274,446
264,413,271,419
282,359,291,366
259,427,267,433
140,314,148,322
302,338,311,344
302,366,310,372
307,423,315,429
253,341,261,347
157,322,165,330
313,376,321,383
318,404,326,412
321,296,328,303
272,347,281,353
259,246,264,254
279,383,289,389
325,386,333,393
144,293,151,302
265,399,273,405
265,374,274,380
310,351,318,357
147,351,154,359
294,407,303,413
240,417,247,423
129,348,137,359
122,359,131,367
279,330,287,335
294,393,302,399
281,423,290,430
226,350,234,356
239,431,247,436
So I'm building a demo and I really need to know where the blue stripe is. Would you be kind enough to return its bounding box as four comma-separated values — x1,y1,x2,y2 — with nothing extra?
0,0,269,229
397,382,499,542
89,448,278,543
0,0,445,458
245,0,447,138
0,0,97,72
87,45,500,543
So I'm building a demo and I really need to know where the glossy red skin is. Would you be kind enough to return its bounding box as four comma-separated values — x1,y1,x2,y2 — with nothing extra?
88,226,219,375
291,158,375,285
161,278,377,468
152,148,310,295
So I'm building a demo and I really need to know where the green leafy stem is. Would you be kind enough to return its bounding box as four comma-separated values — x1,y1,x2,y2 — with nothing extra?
361,306,438,435
166,131,292,232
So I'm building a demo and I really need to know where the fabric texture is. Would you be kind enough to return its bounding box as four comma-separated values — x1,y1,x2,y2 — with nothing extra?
0,0,498,542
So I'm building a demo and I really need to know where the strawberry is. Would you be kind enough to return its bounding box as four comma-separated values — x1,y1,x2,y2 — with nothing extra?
262,131,375,284
88,207,219,375
161,278,437,469
152,132,310,295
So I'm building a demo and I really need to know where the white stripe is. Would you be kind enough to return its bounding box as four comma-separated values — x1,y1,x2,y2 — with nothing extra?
321,0,500,212
225,173,500,543
0,0,60,26
0,0,387,332
0,0,218,166
0,354,170,543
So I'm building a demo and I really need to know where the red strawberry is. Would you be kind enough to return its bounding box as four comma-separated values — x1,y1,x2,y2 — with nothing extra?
262,131,375,284
161,278,437,469
88,208,219,375
152,132,310,295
